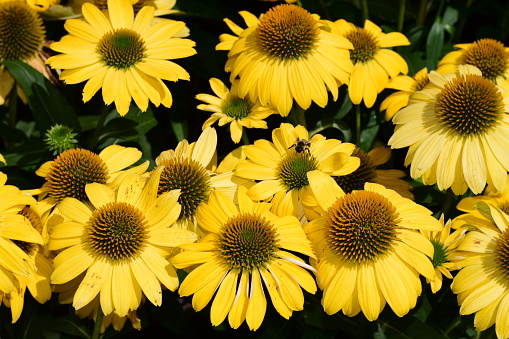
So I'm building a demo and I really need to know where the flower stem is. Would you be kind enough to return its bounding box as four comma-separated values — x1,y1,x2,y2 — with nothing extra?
241,129,250,145
360,0,369,22
287,104,307,128
88,105,110,150
6,86,18,149
397,0,406,32
356,104,361,146
91,306,104,339
416,0,428,26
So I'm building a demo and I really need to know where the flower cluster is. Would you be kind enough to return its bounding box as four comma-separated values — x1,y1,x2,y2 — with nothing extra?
1,0,509,337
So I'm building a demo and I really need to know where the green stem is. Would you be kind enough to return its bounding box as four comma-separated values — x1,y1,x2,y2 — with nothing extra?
88,105,110,150
360,0,369,22
397,0,406,32
436,0,446,22
443,314,462,337
91,306,104,339
6,86,18,150
295,0,303,6
355,104,361,146
241,128,250,145
287,104,307,128
416,0,428,26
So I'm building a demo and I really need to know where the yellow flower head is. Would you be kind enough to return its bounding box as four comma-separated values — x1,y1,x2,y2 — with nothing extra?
46,0,196,116
1,206,52,323
35,145,146,213
451,201,509,339
172,186,316,330
0,0,48,105
304,171,441,320
0,173,43,300
420,215,466,293
329,19,410,108
381,67,429,121
196,78,277,143
438,38,509,89
234,122,360,219
49,169,198,317
154,127,240,232
389,65,509,195
216,5,354,116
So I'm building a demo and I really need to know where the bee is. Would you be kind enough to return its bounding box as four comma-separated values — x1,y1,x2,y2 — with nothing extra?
288,138,311,153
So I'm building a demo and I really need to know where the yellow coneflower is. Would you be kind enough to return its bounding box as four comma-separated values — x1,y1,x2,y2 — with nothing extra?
216,4,354,116
172,187,316,330
196,78,276,143
389,65,509,195
329,19,410,108
46,0,196,115
304,171,441,320
451,201,509,338
234,122,359,219
49,169,198,317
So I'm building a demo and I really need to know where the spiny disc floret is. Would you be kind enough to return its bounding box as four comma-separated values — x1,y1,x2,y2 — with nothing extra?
217,213,278,271
87,202,147,260
495,229,509,279
325,190,400,264
347,27,379,64
334,148,376,193
435,74,504,136
256,4,318,61
277,151,318,191
158,157,211,220
47,148,109,203
221,97,253,120
13,206,42,255
430,238,448,268
0,1,45,61
464,39,509,81
98,28,146,70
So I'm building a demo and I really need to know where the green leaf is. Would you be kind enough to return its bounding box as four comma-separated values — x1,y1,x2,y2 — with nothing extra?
169,117,188,142
43,314,90,339
374,323,387,339
2,60,79,133
333,92,353,120
2,139,50,167
426,22,444,70
97,105,157,143
310,118,352,142
381,316,446,339
442,6,459,27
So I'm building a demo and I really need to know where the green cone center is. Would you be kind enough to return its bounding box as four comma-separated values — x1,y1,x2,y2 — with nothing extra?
278,151,318,191
221,97,253,120
98,28,146,70
347,27,378,64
